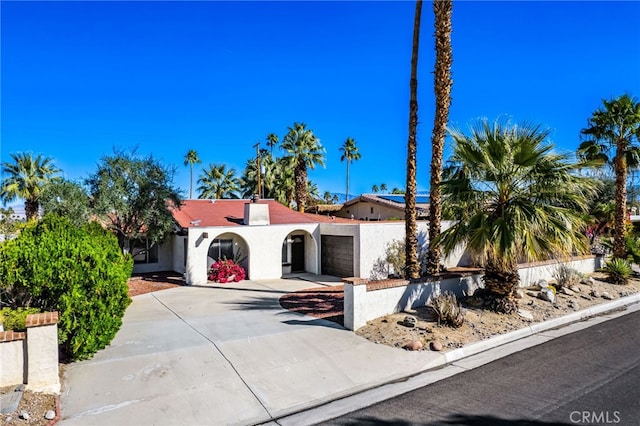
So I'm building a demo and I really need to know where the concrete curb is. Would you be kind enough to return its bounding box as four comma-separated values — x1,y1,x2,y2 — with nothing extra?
264,293,640,426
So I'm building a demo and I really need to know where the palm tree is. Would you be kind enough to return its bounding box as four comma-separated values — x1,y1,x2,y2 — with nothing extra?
266,133,279,156
197,164,240,199
426,0,453,276
372,184,379,193
339,137,361,202
183,150,201,199
440,120,598,313
380,183,388,193
281,122,325,212
404,0,423,280
1,152,60,220
578,94,640,259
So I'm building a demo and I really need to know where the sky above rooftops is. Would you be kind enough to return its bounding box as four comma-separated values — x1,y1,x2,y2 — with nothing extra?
2,1,639,204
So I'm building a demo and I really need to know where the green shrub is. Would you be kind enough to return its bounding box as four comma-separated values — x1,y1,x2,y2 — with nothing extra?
601,257,632,285
0,307,41,331
430,291,465,328
0,214,133,360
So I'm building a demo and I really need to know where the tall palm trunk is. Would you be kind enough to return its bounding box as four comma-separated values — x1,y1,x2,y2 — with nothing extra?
189,165,194,199
427,0,453,276
483,255,519,314
346,160,350,201
295,160,308,212
613,144,628,258
405,0,423,280
25,198,39,221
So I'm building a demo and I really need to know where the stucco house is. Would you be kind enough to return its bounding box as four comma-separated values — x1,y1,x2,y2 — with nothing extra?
133,198,466,285
334,194,429,221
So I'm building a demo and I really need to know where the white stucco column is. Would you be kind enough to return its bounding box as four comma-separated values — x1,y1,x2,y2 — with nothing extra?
342,277,368,331
25,312,60,393
186,228,209,285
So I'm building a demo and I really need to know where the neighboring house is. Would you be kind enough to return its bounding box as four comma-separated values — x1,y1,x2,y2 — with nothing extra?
135,198,467,285
334,194,429,221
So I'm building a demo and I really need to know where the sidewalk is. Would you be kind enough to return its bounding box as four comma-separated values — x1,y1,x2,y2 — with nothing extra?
59,277,640,425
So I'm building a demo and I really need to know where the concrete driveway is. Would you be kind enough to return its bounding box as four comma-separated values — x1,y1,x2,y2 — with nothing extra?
60,276,445,425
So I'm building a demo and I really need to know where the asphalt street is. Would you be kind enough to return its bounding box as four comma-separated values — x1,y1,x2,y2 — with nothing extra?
321,309,640,426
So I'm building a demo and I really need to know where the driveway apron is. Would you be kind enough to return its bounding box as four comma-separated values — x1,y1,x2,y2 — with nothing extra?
60,277,445,425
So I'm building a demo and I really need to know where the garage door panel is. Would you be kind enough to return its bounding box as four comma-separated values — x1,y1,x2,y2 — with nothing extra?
321,235,354,277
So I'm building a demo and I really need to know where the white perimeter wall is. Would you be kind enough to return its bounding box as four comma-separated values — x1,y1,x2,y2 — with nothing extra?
344,256,600,330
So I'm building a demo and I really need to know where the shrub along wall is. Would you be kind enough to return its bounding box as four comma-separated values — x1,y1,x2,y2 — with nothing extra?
0,214,133,361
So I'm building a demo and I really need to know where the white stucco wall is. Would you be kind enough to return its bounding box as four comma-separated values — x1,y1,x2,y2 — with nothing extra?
185,223,321,285
132,236,174,274
172,235,187,274
343,256,600,330
345,275,483,330
0,338,25,387
340,201,405,221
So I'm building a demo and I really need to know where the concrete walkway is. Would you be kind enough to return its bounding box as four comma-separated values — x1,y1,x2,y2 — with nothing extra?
59,276,640,425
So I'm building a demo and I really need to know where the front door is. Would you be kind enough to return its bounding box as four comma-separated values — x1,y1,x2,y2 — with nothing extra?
291,236,305,273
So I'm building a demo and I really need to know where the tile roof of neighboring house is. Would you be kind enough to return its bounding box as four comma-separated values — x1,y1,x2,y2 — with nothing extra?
170,199,359,228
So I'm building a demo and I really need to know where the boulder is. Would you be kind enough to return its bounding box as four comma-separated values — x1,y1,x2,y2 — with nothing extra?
517,309,534,320
401,315,417,328
559,287,575,296
404,340,423,351
590,290,601,298
539,287,555,303
601,292,614,300
45,410,56,420
430,340,444,351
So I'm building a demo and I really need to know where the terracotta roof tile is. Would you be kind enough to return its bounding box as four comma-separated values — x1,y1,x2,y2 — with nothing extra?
170,199,359,228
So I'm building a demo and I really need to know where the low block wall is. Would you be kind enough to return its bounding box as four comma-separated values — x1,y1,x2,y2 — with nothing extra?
343,255,601,330
0,312,60,393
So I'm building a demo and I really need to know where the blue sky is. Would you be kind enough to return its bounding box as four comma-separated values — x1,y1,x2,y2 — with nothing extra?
2,1,640,204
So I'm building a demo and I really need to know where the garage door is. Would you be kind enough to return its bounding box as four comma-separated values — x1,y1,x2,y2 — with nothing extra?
321,235,354,277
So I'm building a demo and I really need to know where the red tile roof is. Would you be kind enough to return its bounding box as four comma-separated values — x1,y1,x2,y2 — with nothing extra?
170,199,358,228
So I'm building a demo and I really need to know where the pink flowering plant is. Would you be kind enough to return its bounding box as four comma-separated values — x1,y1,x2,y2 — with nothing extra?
208,259,246,283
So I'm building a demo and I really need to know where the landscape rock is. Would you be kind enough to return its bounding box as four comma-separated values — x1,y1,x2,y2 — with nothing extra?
515,289,525,299
538,279,549,288
559,287,575,296
590,290,601,298
569,285,582,293
403,340,423,351
580,277,596,286
430,340,444,351
517,309,534,320
580,294,592,300
526,290,539,298
601,292,614,300
20,411,30,420
568,300,580,310
539,287,555,303
401,315,417,328
45,410,56,420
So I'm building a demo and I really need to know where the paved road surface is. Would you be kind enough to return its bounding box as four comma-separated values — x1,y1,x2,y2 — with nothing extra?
322,309,640,425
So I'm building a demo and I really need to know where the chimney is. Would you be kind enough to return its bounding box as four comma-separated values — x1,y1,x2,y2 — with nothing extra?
244,201,270,225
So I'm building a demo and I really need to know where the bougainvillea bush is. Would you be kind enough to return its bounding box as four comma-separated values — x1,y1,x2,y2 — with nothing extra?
208,259,246,283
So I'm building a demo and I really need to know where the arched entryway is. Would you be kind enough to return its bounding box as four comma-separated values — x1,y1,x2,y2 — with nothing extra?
281,230,318,275
207,232,250,278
